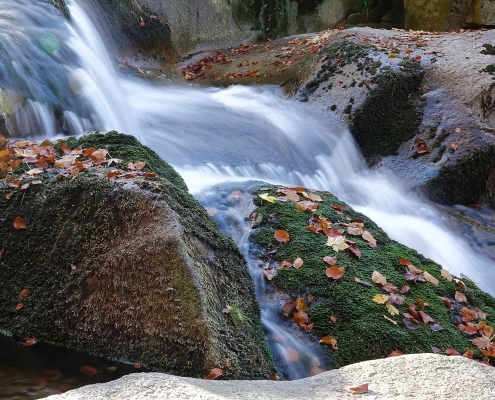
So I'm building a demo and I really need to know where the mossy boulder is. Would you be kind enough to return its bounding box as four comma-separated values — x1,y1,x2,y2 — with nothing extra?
249,183,495,367
0,132,275,379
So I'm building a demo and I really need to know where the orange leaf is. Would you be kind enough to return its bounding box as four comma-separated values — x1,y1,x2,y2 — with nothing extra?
462,349,474,359
387,350,404,357
455,291,467,303
419,310,434,324
295,297,308,311
80,366,98,377
398,258,410,266
293,311,309,326
83,147,97,157
416,298,428,308
423,271,439,286
445,347,461,356
323,256,337,265
346,384,369,394
293,257,304,269
326,266,344,280
319,336,338,350
330,316,337,323
23,338,36,347
19,288,29,299
15,303,23,310
58,143,71,154
274,229,290,243
400,285,410,294
472,337,491,350
307,294,314,302
134,363,141,369
14,216,26,229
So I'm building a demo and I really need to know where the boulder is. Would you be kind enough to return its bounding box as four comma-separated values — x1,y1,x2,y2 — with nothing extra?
0,131,275,379
47,354,495,399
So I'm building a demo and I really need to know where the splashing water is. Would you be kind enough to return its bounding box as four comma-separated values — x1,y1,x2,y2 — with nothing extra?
0,0,494,383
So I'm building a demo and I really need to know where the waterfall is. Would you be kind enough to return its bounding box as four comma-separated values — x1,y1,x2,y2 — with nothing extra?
0,0,493,381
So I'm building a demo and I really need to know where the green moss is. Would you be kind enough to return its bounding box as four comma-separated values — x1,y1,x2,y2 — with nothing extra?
250,184,495,367
481,44,495,55
431,145,446,163
351,59,424,160
433,130,450,148
427,147,495,205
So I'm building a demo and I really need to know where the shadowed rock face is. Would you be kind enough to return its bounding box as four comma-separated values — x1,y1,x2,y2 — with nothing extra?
0,132,275,379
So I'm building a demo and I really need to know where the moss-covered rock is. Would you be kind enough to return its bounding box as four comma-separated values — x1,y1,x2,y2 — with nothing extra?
250,184,495,367
0,132,275,379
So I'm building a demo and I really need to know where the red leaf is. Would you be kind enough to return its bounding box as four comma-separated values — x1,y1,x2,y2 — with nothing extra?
23,338,36,347
19,289,29,299
80,365,98,377
274,230,290,243
346,383,368,394
326,266,345,280
387,350,404,357
319,336,338,350
445,348,461,356
419,310,434,324
14,216,26,229
400,285,410,294
330,316,337,323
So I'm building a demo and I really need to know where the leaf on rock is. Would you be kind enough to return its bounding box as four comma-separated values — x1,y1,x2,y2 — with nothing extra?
323,256,337,266
293,311,309,326
372,294,389,304
326,266,345,280
472,337,491,350
326,236,349,252
319,336,338,350
387,350,404,357
354,277,372,287
462,350,473,359
296,201,319,212
362,230,377,247
423,271,439,286
204,368,223,380
347,242,362,259
274,230,290,243
429,323,444,332
386,304,399,316
347,226,363,235
382,282,398,294
295,297,308,312
303,192,323,202
419,310,434,324
19,289,29,299
400,285,410,294
14,216,26,229
283,300,296,317
440,269,453,282
403,318,420,330
445,348,461,356
346,383,368,394
15,303,23,310
388,294,405,305
23,338,36,347
293,257,304,269
330,316,337,323
371,270,387,286
455,291,467,303
258,193,277,203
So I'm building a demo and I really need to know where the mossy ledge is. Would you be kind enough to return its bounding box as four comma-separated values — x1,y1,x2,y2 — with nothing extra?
351,59,424,161
0,132,275,379
250,184,495,368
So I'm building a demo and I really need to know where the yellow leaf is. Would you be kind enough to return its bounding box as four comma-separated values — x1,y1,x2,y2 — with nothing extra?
258,193,277,203
293,257,304,269
372,294,389,304
386,303,399,316
326,235,349,252
383,314,398,325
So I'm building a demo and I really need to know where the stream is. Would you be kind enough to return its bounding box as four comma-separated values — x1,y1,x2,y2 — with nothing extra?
0,0,494,397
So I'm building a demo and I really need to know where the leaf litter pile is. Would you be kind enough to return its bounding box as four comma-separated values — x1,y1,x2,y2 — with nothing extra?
250,185,495,368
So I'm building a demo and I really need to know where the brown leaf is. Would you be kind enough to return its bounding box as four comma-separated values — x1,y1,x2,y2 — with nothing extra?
274,230,290,243
319,336,338,350
14,216,26,229
19,289,29,299
472,336,491,350
400,285,410,294
347,226,363,235
58,143,71,154
15,303,23,310
387,350,404,357
80,365,98,377
204,368,223,380
455,291,467,303
346,383,369,394
23,338,36,347
371,270,387,285
134,161,146,170
399,258,411,266
440,269,453,281
361,230,377,247
323,256,337,266
326,266,345,280
293,257,304,269
295,297,308,311
293,310,309,326
307,294,314,302
330,316,337,323
445,348,461,356
424,271,439,286
282,300,296,317
416,298,428,308
296,201,319,212
347,242,362,259
303,192,323,202
419,310,434,324
83,147,97,157
462,349,473,359
403,318,420,330
382,282,398,294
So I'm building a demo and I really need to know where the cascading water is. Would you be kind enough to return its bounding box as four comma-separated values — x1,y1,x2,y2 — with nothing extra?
0,0,494,387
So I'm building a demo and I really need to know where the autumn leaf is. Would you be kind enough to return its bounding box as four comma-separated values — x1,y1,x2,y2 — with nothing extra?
326,266,345,280
204,368,223,380
303,192,323,202
403,318,420,330
22,338,36,347
383,315,398,325
15,303,23,310
0,248,3,260
455,291,467,303
472,337,491,350
19,288,29,299
293,257,304,269
423,271,439,286
80,366,98,377
259,193,276,203
319,336,338,350
282,300,296,317
296,201,318,212
387,350,404,357
346,383,369,394
400,285,410,294
440,269,453,281
372,294,389,304
362,230,377,247
323,256,337,265
274,230,290,243
326,235,349,252
371,270,387,285
330,316,337,323
429,323,444,332
416,298,428,308
14,216,26,229
293,310,309,326
462,349,473,359
295,297,308,311
445,348,461,356
419,310,434,324
386,304,399,316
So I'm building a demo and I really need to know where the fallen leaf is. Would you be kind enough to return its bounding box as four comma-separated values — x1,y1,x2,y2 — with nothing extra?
455,291,467,303
416,298,428,308
383,315,398,325
282,300,296,317
445,348,461,356
204,368,223,380
134,363,141,369
330,316,337,323
307,294,314,301
23,338,36,347
295,297,308,311
423,271,439,286
400,285,410,294
362,230,377,246
403,318,420,330
462,349,474,359
326,236,349,252
19,289,29,299
472,337,491,350
326,266,345,280
346,383,369,394
386,304,399,316
0,249,3,260
372,294,389,304
293,257,304,269
293,310,309,326
259,193,277,203
14,216,26,229
323,256,337,266
371,270,387,285
387,350,404,357
319,336,338,350
15,303,23,310
274,230,290,243
419,310,434,324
